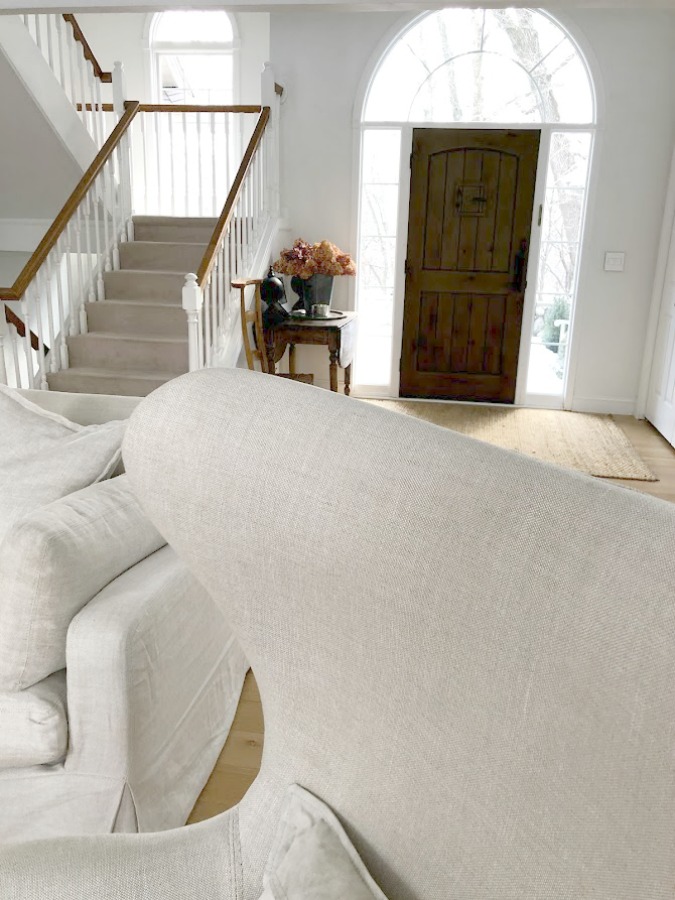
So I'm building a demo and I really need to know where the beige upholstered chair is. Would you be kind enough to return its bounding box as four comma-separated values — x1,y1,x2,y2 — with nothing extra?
2,368,674,899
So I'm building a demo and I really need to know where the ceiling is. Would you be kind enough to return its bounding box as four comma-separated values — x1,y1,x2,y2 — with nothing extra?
2,1,675,12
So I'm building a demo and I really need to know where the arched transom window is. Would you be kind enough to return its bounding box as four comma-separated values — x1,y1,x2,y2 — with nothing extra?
356,9,595,402
150,10,237,105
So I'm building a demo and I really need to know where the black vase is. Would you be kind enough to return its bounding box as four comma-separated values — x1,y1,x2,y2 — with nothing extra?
290,274,335,314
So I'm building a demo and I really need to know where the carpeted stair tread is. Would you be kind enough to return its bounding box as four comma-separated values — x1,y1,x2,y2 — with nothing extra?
71,331,187,344
47,368,179,397
67,332,188,374
119,241,208,273
85,300,187,338
132,215,218,244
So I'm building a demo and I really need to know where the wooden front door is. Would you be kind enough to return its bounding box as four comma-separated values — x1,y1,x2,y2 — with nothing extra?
400,129,540,402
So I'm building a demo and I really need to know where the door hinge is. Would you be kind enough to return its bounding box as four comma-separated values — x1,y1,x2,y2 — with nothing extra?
409,152,413,168
538,204,543,227
404,259,411,277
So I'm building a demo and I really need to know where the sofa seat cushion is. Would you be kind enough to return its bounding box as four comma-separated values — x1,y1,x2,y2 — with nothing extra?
0,671,67,767
0,384,125,545
0,476,166,691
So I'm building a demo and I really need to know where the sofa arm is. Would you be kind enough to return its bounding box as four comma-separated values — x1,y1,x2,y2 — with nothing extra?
64,545,249,831
0,475,166,691
0,807,242,900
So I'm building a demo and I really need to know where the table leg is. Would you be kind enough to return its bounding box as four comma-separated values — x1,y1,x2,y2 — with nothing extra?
344,363,351,396
329,348,339,392
264,332,277,376
289,343,296,376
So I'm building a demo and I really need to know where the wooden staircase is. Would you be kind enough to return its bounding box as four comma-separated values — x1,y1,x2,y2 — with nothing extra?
48,216,216,396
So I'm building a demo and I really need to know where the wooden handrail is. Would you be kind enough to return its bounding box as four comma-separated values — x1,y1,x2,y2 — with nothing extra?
62,15,112,83
3,304,44,354
0,101,140,302
138,104,262,114
197,107,271,287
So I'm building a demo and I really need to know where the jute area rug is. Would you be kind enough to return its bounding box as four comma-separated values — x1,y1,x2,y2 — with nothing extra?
367,401,658,482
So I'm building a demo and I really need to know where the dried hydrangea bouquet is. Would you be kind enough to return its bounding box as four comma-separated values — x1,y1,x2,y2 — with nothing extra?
274,239,356,314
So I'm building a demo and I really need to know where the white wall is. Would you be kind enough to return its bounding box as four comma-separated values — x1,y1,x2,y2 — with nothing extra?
562,9,675,413
270,9,675,411
77,11,270,105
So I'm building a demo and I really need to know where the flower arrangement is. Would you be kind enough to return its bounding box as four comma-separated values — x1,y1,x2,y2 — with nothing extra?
274,239,356,279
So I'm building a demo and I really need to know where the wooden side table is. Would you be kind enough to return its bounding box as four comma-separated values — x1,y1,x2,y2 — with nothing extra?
265,311,358,394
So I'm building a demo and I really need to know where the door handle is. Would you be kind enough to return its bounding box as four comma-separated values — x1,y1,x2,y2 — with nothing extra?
513,239,528,293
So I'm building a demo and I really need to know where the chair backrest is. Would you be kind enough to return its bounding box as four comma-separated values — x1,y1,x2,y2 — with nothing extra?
123,368,675,900
234,279,269,374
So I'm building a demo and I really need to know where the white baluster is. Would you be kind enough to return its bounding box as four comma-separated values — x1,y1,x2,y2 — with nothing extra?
122,131,134,241
10,322,21,388
183,111,189,216
31,281,48,390
0,309,8,386
91,183,105,301
42,261,58,374
76,49,88,132
66,22,77,108
34,15,43,54
53,240,68,369
204,276,212,367
74,206,88,332
168,112,176,216
21,294,35,389
65,222,78,337
94,75,104,146
155,112,162,215
222,237,231,334
198,112,204,216
101,165,112,271
210,112,217,217
140,112,149,217
46,15,55,73
55,16,66,93
182,274,203,372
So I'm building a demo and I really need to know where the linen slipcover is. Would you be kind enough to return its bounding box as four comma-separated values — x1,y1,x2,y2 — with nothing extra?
0,384,124,545
0,476,166,690
0,671,67,767
1,367,673,900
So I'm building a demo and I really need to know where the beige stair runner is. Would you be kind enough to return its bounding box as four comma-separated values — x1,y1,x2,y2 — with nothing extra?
48,216,216,396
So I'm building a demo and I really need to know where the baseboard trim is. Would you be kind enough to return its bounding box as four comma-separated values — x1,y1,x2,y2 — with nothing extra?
571,397,637,416
0,218,51,252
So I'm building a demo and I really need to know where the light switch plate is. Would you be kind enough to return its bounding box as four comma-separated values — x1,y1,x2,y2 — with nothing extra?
604,251,625,272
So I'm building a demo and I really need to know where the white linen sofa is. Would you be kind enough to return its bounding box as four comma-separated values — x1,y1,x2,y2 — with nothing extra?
0,368,673,899
0,388,249,843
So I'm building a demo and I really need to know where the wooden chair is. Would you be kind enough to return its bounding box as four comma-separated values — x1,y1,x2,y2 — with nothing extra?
233,279,313,384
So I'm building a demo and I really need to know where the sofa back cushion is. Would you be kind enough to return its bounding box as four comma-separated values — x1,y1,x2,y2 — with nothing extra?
0,385,125,546
0,671,67,767
0,476,166,690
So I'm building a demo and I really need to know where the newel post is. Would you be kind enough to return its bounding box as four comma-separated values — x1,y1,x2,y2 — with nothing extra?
112,62,126,117
182,274,204,371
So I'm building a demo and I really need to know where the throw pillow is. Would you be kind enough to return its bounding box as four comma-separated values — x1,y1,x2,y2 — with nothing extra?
0,384,125,544
258,785,389,900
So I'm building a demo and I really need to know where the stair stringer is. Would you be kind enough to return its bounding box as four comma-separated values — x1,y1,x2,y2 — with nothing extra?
0,16,96,172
